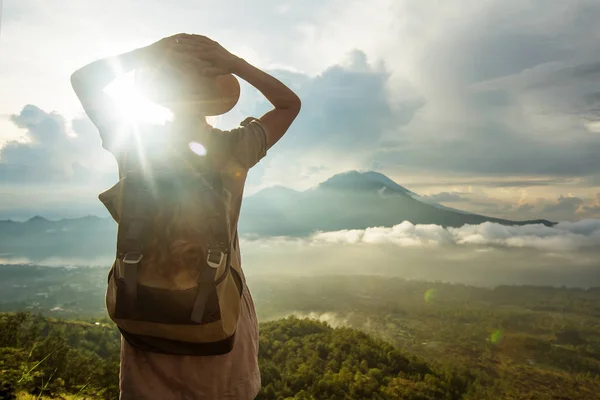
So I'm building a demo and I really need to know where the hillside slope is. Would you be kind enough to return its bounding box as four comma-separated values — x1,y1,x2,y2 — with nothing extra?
0,313,469,400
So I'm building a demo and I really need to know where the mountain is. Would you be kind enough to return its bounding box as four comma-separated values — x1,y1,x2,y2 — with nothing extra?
0,171,554,260
322,170,475,215
0,215,116,260
238,170,554,236
361,170,418,196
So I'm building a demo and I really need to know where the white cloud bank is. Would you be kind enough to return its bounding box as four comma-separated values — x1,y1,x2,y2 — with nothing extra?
243,219,600,252
238,220,600,287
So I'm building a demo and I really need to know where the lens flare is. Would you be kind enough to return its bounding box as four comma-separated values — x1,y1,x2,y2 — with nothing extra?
491,329,504,345
424,288,436,303
189,142,207,156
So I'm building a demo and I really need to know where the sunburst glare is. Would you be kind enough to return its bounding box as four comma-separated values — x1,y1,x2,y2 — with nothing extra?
104,71,174,126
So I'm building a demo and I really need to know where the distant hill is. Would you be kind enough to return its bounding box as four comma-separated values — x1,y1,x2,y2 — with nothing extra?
0,215,116,260
0,170,554,259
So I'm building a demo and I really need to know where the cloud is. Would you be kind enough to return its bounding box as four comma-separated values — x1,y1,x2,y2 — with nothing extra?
278,312,350,329
0,105,114,184
452,190,600,222
408,177,583,189
283,0,600,188
542,195,585,214
578,193,600,216
293,219,600,252
271,51,420,153
421,192,465,203
353,1,600,178
237,221,600,288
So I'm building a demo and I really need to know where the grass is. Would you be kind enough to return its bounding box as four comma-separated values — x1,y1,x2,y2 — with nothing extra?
17,393,88,400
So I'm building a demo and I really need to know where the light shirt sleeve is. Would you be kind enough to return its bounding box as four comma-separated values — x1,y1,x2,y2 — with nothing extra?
227,118,269,171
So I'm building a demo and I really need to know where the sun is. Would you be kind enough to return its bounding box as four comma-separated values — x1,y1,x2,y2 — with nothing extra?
101,70,175,179
104,70,173,126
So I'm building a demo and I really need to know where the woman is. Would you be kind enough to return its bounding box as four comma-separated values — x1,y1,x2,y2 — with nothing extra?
70,33,301,399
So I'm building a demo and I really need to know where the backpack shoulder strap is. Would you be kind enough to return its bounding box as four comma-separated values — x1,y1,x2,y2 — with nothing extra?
188,128,237,322
189,170,233,323
113,148,151,318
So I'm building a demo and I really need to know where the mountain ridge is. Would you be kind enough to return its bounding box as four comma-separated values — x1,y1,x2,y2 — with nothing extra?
0,171,554,229
0,170,557,259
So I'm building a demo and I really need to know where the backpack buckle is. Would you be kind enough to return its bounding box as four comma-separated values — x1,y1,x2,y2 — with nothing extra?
207,249,225,269
123,252,143,265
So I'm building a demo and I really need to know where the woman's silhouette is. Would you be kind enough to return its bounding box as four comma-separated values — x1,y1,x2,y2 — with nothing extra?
71,33,301,399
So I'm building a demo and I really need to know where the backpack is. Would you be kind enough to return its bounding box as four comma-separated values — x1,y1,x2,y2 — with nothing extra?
100,129,244,356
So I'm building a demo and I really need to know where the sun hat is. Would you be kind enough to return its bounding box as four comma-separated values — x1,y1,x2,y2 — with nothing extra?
135,54,240,116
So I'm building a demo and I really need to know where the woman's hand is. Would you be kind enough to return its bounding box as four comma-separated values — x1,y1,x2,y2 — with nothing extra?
169,34,242,76
138,33,186,63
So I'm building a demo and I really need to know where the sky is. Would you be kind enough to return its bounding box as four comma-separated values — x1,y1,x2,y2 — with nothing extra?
1,0,600,223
